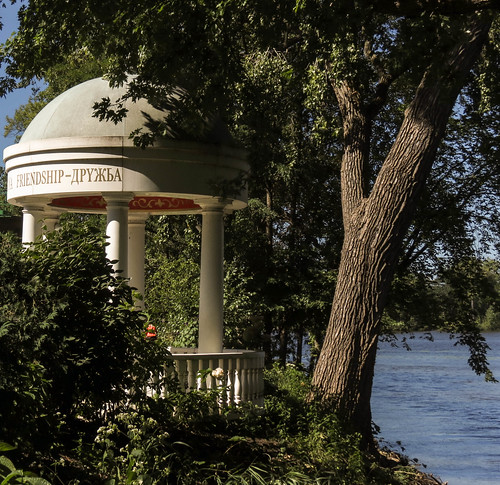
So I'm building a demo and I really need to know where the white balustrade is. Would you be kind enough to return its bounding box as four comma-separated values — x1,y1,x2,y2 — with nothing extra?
148,348,265,407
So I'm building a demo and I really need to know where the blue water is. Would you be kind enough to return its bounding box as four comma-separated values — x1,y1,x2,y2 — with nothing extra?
372,332,500,485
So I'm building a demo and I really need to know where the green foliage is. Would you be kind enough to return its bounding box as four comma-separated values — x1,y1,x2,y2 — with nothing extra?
145,215,200,347
261,364,369,484
3,363,414,484
480,305,500,331
3,93,46,142
384,258,500,381
475,260,500,331
436,258,500,380
0,442,51,485
0,329,426,485
143,200,338,359
85,364,405,485
146,253,200,347
264,362,310,402
383,273,443,332
94,391,226,485
4,0,498,371
2,0,499,451
222,257,258,349
0,219,168,453
0,167,21,217
224,191,340,362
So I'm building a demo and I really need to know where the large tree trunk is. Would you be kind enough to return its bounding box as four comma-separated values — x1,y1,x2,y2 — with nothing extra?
311,15,492,447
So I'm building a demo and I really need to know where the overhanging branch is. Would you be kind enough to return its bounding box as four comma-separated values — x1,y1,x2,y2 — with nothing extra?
370,0,498,17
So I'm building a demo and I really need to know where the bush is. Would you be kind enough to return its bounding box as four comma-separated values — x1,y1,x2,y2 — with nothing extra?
90,364,393,484
0,220,168,454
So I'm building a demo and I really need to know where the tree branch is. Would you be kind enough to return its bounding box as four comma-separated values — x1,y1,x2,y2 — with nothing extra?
332,79,370,225
370,0,499,17
370,14,493,232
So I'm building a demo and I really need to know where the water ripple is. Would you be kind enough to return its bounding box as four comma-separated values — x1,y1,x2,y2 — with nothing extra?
372,332,500,485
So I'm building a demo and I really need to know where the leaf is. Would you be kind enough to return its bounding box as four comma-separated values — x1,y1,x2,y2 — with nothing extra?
0,455,15,472
1,469,22,484
0,444,16,452
24,477,52,485
228,436,247,443
0,324,14,339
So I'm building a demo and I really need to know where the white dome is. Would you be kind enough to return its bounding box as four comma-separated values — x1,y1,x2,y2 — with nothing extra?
21,78,158,141
21,77,234,145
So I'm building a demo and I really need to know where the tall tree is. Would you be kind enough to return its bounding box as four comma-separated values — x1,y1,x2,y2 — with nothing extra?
310,10,496,444
1,0,498,447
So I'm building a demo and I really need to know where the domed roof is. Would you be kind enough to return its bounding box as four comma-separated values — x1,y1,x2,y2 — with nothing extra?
6,76,248,213
20,77,234,145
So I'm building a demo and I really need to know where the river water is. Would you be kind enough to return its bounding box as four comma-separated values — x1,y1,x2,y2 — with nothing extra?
372,332,500,485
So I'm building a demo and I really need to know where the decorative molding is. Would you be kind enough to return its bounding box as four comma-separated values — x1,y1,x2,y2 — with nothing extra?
49,195,201,212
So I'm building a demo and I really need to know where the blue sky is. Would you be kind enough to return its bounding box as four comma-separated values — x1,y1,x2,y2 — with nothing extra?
0,2,35,162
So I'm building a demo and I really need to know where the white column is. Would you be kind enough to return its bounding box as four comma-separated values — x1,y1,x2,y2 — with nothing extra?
128,214,148,306
198,201,226,353
104,193,133,277
22,204,45,246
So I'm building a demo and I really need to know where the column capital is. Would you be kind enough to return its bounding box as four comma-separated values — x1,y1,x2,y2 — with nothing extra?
22,199,47,212
103,192,135,206
22,206,45,215
41,208,62,219
41,210,61,234
128,212,150,224
194,198,230,212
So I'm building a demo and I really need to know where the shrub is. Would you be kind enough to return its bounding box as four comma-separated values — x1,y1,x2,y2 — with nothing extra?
0,220,168,454
91,364,383,484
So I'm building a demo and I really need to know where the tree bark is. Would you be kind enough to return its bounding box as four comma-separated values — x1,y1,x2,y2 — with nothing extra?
311,15,492,447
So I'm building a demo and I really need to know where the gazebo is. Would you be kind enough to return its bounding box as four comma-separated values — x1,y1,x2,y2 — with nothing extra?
4,77,264,406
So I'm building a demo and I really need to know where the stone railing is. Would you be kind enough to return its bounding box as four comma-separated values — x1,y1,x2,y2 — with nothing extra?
157,348,265,407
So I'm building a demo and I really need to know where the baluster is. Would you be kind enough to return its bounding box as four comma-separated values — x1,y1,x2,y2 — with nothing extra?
241,358,248,402
186,359,195,392
158,364,165,398
249,358,255,401
250,358,257,401
258,355,265,405
162,361,172,397
246,357,252,401
261,355,266,406
191,359,199,391
207,359,215,390
217,358,226,385
216,357,226,409
244,357,251,402
197,359,205,390
226,358,234,406
177,359,188,392
234,358,241,405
